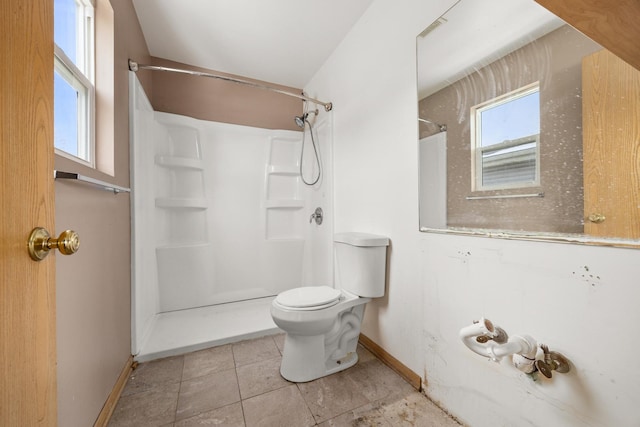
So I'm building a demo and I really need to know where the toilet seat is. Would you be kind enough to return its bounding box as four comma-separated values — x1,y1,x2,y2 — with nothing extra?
275,286,342,310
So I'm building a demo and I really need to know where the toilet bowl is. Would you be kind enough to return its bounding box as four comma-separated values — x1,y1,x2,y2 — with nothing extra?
270,232,389,382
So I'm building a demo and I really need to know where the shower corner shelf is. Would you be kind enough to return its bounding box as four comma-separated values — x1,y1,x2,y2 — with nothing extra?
265,199,305,209
156,242,210,250
267,165,300,176
265,236,305,243
155,197,208,209
155,155,204,170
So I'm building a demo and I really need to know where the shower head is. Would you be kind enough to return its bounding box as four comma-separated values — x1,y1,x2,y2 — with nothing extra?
295,109,319,128
294,113,308,128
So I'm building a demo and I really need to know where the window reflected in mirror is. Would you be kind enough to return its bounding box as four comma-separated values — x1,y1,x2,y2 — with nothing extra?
472,83,540,191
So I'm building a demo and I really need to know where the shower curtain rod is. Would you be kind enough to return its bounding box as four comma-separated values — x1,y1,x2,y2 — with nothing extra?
418,118,447,132
128,59,333,112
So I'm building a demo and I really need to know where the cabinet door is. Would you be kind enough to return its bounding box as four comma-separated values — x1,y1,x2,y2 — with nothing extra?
583,49,640,239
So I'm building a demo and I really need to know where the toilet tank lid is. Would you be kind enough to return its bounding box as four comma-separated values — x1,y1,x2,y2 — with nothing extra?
334,232,389,247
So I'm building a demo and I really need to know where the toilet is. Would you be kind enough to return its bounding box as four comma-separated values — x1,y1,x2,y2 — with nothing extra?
270,232,389,382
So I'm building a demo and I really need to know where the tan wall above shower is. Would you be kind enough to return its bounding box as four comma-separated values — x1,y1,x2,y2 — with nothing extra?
149,57,303,131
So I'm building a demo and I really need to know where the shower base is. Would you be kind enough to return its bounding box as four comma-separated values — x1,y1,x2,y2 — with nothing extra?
135,297,280,362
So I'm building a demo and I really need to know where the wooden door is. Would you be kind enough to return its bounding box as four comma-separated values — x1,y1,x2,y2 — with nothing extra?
583,49,640,239
1,0,57,425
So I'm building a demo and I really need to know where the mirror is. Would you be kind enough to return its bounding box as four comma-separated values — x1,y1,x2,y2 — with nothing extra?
417,0,640,244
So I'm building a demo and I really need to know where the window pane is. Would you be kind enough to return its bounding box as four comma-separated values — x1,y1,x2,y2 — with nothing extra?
54,0,77,65
54,70,79,157
481,141,537,186
480,91,540,147
472,86,540,190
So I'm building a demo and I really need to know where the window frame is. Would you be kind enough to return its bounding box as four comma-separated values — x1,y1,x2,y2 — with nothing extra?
470,82,541,192
54,0,96,168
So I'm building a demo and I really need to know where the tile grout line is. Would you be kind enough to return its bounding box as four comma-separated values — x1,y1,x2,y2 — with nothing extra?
174,355,186,425
232,342,248,426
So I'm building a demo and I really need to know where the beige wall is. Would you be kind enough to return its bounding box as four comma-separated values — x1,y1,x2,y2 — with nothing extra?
419,25,601,233
150,57,303,131
55,0,151,425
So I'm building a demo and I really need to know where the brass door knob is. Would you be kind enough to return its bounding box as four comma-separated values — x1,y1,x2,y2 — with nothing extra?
28,227,80,261
588,213,606,223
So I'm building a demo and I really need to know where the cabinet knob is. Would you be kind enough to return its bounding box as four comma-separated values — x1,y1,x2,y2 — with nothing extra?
587,213,606,224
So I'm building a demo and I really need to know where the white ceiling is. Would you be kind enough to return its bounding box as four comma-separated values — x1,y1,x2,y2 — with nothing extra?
132,0,374,89
417,0,564,99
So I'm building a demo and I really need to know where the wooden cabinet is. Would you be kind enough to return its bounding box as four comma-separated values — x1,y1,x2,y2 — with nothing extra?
582,49,640,239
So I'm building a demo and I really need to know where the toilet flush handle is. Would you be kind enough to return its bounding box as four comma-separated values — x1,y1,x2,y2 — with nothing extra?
310,207,323,225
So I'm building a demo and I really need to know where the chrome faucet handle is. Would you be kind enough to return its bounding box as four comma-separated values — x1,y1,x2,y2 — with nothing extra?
309,207,323,225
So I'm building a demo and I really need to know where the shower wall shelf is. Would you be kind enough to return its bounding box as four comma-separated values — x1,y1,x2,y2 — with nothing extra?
156,242,209,250
267,165,300,176
155,197,208,209
265,200,305,209
155,156,204,170
263,135,304,241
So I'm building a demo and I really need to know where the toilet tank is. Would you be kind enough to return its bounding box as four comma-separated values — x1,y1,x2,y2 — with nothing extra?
334,232,389,298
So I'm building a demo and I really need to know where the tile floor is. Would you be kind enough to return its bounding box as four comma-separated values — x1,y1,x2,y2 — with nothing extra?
108,334,461,426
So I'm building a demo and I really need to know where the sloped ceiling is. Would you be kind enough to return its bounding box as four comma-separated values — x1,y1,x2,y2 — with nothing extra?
132,0,374,88
417,0,563,99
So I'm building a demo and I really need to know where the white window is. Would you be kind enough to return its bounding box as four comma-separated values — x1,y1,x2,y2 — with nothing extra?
471,83,540,191
54,0,95,167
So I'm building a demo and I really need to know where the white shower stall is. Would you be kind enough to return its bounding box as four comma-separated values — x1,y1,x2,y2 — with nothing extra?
129,74,333,361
